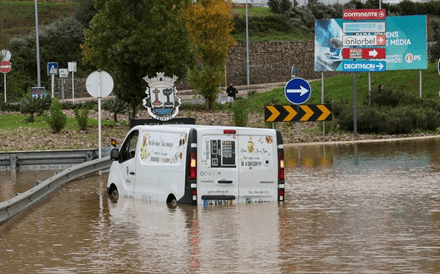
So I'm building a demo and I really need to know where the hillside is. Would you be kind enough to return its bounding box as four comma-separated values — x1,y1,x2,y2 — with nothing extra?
0,1,80,49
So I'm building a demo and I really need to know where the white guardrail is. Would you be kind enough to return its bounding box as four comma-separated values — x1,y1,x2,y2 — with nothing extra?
0,157,112,224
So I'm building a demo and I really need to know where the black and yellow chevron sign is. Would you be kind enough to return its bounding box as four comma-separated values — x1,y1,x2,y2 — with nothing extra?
265,104,332,122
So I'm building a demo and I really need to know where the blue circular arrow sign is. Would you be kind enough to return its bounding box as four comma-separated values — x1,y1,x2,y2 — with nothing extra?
284,77,311,105
438,58,440,75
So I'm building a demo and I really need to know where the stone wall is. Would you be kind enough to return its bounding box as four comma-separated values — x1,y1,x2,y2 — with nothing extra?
55,40,342,98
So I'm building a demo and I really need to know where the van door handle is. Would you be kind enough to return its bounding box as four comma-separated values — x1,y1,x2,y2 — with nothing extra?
218,180,233,184
129,171,135,175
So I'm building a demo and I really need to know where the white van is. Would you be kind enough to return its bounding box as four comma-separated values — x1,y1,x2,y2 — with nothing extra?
107,125,285,205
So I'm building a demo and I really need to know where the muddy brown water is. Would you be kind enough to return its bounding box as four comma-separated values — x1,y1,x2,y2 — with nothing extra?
1,137,440,273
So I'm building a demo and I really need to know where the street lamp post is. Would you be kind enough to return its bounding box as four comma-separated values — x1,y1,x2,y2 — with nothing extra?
34,0,41,88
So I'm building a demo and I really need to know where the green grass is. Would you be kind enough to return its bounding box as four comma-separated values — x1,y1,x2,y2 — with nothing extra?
0,113,120,130
231,7,276,18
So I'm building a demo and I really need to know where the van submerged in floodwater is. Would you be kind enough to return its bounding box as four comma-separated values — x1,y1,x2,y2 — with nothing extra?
107,125,285,205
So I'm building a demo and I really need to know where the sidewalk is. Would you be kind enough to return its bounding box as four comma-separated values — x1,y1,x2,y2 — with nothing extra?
178,81,287,104
62,81,291,104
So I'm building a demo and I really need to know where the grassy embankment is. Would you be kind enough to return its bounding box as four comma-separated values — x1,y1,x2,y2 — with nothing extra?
0,1,80,49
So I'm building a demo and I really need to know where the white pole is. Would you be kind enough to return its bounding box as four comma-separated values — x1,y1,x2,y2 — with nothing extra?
4,73,6,103
34,0,41,88
51,74,54,98
246,0,250,86
98,70,102,159
72,70,75,104
419,69,422,98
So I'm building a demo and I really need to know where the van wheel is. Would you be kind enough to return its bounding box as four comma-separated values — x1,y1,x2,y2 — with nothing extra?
112,189,119,197
167,195,178,207
109,186,119,202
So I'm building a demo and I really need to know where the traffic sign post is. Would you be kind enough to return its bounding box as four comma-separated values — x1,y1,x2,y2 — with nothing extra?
86,70,114,159
1,60,11,103
47,62,58,98
341,9,386,136
59,69,69,103
68,62,77,103
284,78,311,105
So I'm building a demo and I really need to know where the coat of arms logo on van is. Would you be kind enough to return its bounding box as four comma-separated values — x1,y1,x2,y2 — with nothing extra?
143,72,181,121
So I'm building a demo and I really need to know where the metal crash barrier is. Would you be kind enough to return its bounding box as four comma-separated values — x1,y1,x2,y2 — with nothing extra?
0,157,112,224
0,148,112,169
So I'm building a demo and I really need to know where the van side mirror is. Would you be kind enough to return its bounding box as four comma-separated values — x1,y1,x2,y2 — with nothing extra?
110,148,120,161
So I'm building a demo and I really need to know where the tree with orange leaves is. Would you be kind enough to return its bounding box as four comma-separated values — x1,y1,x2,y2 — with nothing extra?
183,0,236,110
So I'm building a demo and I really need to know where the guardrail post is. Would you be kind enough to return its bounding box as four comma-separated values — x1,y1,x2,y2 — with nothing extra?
10,154,17,169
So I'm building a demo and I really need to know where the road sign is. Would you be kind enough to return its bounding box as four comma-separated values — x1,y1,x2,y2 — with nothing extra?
0,60,11,74
31,87,46,98
342,48,386,59
342,61,386,72
59,69,69,78
47,62,58,75
86,70,114,98
68,62,77,72
284,78,311,105
342,9,386,20
437,58,440,76
265,105,332,122
343,35,386,47
343,22,386,33
0,50,11,61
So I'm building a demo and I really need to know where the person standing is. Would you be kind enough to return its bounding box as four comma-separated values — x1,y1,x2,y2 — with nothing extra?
226,83,238,103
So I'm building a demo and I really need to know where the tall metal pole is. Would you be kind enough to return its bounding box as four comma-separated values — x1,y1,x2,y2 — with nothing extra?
4,73,6,103
34,0,41,88
321,72,325,138
353,72,357,136
246,0,250,86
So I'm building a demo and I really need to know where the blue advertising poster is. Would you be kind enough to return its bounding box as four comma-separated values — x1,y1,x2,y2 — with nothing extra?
314,15,427,71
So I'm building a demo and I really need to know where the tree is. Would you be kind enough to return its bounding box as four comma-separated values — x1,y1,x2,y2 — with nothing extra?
430,19,440,63
82,0,193,118
183,0,236,110
9,17,89,102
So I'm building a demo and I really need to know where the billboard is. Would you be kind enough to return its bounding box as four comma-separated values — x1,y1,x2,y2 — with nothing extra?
314,15,427,72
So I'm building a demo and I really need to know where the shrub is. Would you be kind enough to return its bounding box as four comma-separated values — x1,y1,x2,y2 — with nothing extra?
103,97,128,122
46,98,67,133
231,98,249,127
20,94,51,122
74,106,89,131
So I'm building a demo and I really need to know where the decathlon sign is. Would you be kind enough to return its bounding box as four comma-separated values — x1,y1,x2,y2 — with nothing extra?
342,9,386,20
343,35,386,46
342,61,386,72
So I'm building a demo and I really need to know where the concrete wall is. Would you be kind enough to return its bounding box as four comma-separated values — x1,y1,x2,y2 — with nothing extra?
55,40,343,98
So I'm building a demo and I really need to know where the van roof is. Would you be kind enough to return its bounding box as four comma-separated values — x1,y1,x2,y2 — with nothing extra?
132,124,276,132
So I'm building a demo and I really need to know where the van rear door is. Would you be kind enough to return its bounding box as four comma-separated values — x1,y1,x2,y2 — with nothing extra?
198,128,278,205
237,130,278,204
199,130,239,205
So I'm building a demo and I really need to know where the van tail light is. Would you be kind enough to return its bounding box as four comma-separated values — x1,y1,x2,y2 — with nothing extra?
188,152,197,179
278,151,285,181
192,187,197,201
278,189,284,201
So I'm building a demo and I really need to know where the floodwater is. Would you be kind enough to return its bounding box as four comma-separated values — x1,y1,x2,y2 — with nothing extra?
1,137,440,273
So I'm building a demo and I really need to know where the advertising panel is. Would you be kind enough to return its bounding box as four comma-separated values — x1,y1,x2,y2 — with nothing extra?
314,15,427,72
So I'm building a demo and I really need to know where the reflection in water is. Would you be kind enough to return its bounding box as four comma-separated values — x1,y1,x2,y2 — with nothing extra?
1,137,440,272
0,169,61,203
